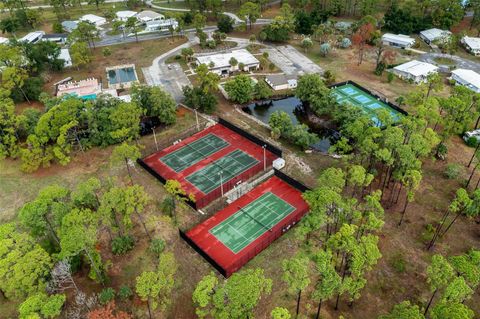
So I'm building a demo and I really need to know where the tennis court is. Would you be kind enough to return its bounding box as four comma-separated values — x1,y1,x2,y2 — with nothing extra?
160,134,229,172
332,83,402,123
186,149,259,194
210,192,295,253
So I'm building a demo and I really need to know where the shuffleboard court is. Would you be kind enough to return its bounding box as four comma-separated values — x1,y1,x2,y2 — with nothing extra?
209,192,295,253
186,149,259,194
331,83,402,124
160,134,229,172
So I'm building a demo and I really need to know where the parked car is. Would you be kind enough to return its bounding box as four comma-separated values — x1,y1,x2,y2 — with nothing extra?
463,129,480,145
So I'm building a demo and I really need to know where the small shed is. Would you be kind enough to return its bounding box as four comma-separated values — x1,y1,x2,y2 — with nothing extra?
265,74,297,91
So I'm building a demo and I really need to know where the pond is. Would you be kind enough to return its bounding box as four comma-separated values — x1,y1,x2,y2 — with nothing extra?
242,97,340,153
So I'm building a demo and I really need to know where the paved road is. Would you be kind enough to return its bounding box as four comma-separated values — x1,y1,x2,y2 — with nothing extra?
418,52,480,73
262,45,324,76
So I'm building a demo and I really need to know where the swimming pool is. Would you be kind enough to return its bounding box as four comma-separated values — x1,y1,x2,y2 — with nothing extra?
107,67,137,85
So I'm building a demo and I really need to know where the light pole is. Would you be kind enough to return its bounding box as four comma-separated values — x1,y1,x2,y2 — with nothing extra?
219,171,224,197
194,108,199,131
262,145,266,171
152,127,159,151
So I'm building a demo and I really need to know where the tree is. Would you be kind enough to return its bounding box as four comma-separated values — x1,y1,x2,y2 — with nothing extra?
72,177,101,210
193,13,207,30
0,94,18,159
131,85,177,125
217,14,234,33
125,16,140,43
70,41,91,70
18,292,66,319
301,37,313,53
424,254,455,315
238,2,260,29
136,271,161,319
430,302,474,319
319,43,331,57
164,179,194,223
254,80,273,100
271,307,291,319
0,17,19,38
441,276,473,304
1,66,29,102
352,23,375,65
87,301,132,319
181,47,194,62
0,223,53,300
193,268,272,319
224,74,255,104
183,86,218,114
312,250,341,319
282,256,310,317
398,169,422,226
263,16,292,42
109,102,142,142
229,57,238,70
110,142,141,184
379,301,425,319
195,64,221,93
70,21,100,49
295,73,337,116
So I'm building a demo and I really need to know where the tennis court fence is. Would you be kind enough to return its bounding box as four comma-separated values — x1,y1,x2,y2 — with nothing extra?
329,80,408,116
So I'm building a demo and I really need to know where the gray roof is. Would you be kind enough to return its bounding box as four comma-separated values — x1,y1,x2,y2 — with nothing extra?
266,74,297,86
61,21,78,31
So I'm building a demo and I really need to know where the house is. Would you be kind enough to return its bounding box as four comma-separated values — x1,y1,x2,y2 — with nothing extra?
145,18,179,32
450,69,480,93
61,21,78,33
420,28,451,44
116,10,137,22
265,74,297,91
381,33,416,49
0,37,9,44
461,36,480,56
56,78,103,100
59,48,72,68
196,49,260,76
391,60,439,84
79,14,107,27
136,10,164,23
42,33,68,44
19,31,45,44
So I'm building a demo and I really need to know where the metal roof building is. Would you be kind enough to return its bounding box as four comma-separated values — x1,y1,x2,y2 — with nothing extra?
136,10,164,23
462,36,480,56
19,31,45,44
381,33,416,48
451,69,480,93
420,28,451,44
79,14,107,27
116,10,137,21
196,49,260,76
392,60,439,84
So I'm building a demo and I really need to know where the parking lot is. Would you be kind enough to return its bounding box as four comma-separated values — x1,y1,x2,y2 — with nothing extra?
263,45,324,76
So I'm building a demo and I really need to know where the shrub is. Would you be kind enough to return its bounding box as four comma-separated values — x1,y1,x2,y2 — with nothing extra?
387,72,395,83
99,288,116,305
340,37,351,48
52,21,64,33
389,252,406,273
149,238,166,257
444,163,463,179
323,70,336,85
118,286,133,300
111,235,135,255
436,142,448,160
102,47,112,57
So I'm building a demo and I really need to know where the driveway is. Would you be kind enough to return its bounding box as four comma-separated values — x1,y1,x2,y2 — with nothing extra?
262,45,324,76
418,52,480,73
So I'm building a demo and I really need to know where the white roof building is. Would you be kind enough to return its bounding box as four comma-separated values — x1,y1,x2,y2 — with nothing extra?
59,48,72,68
265,74,297,91
462,36,480,56
381,33,416,48
116,10,137,21
420,28,452,44
62,20,78,33
145,18,179,32
136,10,164,23
19,31,45,44
451,69,480,93
392,60,439,84
196,49,260,76
79,14,107,27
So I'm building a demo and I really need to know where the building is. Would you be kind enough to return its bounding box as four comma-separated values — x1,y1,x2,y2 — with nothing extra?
381,33,416,49
59,49,72,68
0,37,9,44
42,33,68,44
420,28,451,44
391,60,439,84
265,74,297,91
450,69,480,93
116,10,137,22
196,49,260,76
462,36,480,56
56,78,104,100
145,18,179,32
136,10,164,23
19,31,45,44
79,14,107,27
61,21,78,33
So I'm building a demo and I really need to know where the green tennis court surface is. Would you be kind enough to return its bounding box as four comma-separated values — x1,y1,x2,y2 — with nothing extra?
210,192,295,253
186,149,258,194
332,84,402,124
160,134,229,172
